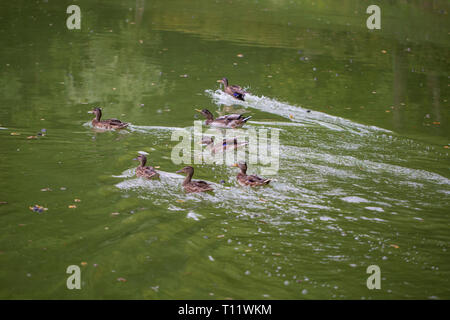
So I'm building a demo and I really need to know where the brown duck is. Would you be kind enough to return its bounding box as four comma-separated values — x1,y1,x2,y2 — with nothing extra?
88,108,128,130
176,166,214,193
133,154,159,179
195,109,251,129
201,136,248,154
217,77,247,101
233,162,271,187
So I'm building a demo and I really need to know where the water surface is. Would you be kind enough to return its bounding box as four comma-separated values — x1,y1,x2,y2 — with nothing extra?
0,0,449,299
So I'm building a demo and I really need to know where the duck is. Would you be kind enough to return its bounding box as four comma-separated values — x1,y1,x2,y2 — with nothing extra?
217,78,247,101
232,162,271,187
195,109,251,128
201,136,248,154
176,166,214,193
88,107,128,130
133,154,159,179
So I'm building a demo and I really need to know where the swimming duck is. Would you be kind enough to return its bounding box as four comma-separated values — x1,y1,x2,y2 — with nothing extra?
201,136,248,154
217,78,247,101
133,154,159,179
232,162,271,187
176,166,214,193
195,109,251,128
88,108,128,130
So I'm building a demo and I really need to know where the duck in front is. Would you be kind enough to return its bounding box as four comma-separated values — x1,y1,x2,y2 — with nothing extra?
232,162,271,187
176,166,214,193
133,154,159,179
88,108,128,130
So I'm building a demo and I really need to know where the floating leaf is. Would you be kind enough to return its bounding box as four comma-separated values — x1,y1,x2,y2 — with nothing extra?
381,50,387,54
81,262,87,266
237,53,244,58
111,212,120,216
176,199,185,203
40,188,51,192
29,205,48,213
27,136,37,139
10,132,20,136
151,286,159,292
74,199,81,202
217,235,225,238
68,205,77,209
117,277,127,282
390,244,400,249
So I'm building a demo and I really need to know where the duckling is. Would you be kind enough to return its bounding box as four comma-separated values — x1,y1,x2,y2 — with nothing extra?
133,154,159,179
176,166,214,193
195,109,251,129
232,162,271,187
88,108,128,130
217,78,247,101
201,136,248,154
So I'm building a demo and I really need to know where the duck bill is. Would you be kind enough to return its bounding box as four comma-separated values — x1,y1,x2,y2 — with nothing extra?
87,111,94,114
176,169,184,174
216,80,223,83
132,158,138,161
195,109,202,113
231,163,239,167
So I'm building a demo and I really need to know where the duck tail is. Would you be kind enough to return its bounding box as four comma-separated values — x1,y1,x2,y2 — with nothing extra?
233,92,245,101
242,116,252,123
263,179,271,185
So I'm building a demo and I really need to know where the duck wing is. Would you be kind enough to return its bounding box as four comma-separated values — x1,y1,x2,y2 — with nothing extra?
240,174,271,186
229,85,247,94
215,114,244,121
137,166,159,179
187,180,214,192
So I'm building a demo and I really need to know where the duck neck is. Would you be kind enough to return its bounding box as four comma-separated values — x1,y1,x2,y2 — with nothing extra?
183,171,193,185
95,111,101,122
205,111,214,121
222,78,229,87
139,158,147,167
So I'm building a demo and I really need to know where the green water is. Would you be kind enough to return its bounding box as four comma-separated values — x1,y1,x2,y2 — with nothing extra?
0,0,449,299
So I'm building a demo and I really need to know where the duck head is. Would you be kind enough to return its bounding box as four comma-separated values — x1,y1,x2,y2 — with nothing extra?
232,161,247,174
217,77,229,87
195,109,214,120
133,154,147,166
88,107,102,120
176,166,194,175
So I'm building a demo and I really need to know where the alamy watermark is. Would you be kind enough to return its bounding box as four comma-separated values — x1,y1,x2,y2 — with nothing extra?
66,265,81,289
171,121,280,175
366,265,381,289
66,5,81,30
366,5,381,30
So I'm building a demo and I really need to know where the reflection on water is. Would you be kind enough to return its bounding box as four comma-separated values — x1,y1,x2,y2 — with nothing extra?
0,0,449,299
